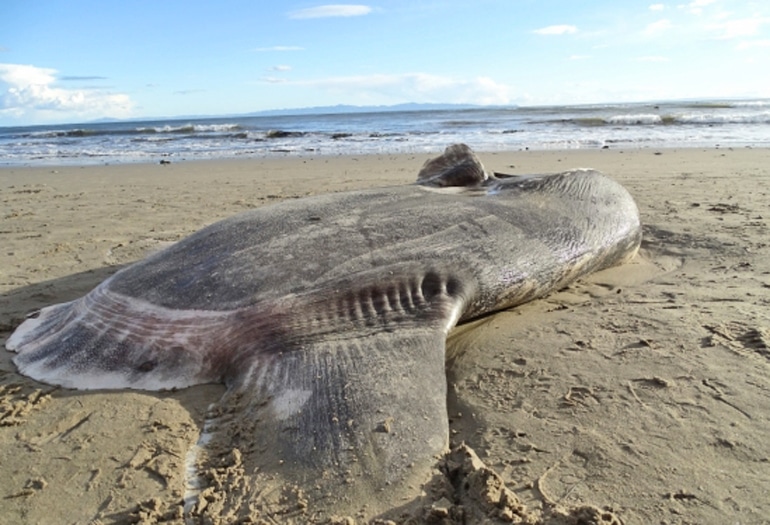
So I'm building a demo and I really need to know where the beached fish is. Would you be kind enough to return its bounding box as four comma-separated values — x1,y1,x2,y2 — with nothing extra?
6,144,641,520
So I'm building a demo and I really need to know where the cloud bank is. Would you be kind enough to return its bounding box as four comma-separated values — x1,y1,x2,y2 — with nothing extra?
0,63,133,123
60,75,108,81
533,25,578,35
289,5,372,20
265,72,512,106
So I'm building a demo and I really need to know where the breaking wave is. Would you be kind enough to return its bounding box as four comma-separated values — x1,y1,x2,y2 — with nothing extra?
2,98,770,166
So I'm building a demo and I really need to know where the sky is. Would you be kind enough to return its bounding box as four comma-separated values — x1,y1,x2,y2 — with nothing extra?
1,0,769,126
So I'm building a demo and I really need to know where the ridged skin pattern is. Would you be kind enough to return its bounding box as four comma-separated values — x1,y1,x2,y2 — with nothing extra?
6,144,641,517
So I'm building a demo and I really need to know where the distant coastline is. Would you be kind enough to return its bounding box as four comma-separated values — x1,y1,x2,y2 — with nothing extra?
79,97,766,127
2,98,769,166
84,103,502,125
244,102,503,118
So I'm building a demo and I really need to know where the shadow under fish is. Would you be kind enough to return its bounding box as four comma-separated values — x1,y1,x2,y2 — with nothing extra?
5,144,642,521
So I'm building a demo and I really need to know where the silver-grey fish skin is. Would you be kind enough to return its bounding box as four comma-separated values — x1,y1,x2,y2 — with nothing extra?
5,144,641,518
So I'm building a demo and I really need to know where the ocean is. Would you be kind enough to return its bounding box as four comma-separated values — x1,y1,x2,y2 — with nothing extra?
1,99,769,166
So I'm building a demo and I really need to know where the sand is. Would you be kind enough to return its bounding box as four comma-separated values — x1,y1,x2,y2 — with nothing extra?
1,147,769,524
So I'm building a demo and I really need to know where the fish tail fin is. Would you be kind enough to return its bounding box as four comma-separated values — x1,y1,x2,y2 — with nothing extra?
7,283,229,390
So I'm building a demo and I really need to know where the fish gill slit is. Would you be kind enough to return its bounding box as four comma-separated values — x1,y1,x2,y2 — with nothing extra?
420,270,445,302
310,304,332,331
348,295,363,323
386,285,402,315
362,289,378,321
400,280,416,312
328,274,462,330
372,285,392,316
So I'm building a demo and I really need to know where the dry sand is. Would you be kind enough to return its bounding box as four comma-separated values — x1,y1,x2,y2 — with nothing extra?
1,147,769,524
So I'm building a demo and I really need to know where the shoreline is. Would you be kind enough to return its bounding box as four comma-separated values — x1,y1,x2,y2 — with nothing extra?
3,98,769,167
2,143,768,174
2,147,769,524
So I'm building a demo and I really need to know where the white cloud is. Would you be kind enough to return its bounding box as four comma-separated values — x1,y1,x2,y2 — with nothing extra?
261,77,288,84
649,3,666,10
0,63,133,123
252,46,304,52
264,73,512,105
681,0,717,15
289,4,372,19
1,63,56,86
269,65,292,72
736,39,770,50
532,25,578,35
644,18,673,34
712,17,770,39
688,0,716,6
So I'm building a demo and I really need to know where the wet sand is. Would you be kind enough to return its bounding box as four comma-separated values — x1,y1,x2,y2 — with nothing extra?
1,147,769,524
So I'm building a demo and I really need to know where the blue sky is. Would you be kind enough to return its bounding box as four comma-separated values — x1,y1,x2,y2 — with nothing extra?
1,0,769,125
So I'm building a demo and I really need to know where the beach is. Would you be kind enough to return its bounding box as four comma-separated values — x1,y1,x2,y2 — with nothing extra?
1,147,769,524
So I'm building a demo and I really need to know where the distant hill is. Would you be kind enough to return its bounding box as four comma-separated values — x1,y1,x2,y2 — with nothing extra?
246,103,500,117
82,103,513,125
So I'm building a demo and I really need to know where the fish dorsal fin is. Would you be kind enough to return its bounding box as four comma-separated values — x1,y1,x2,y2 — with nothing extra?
417,143,490,187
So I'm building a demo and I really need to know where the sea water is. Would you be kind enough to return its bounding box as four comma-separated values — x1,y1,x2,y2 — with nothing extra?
1,99,769,166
